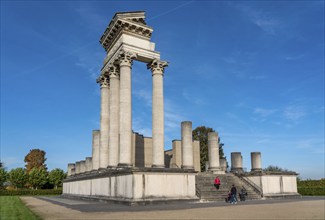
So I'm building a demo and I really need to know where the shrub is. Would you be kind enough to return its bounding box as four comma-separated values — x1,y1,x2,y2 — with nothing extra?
0,188,62,196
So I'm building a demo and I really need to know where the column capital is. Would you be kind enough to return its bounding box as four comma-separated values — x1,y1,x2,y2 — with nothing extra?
96,74,110,88
147,59,168,75
117,50,136,67
109,64,120,79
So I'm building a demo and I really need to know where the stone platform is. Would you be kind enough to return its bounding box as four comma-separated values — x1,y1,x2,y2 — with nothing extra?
63,168,198,205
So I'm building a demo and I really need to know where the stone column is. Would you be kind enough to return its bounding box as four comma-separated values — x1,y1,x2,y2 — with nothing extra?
67,163,75,176
118,50,136,167
85,157,92,172
231,152,243,173
208,132,220,170
220,158,227,172
181,121,194,169
92,130,100,170
75,161,81,174
97,71,110,169
251,152,262,172
80,160,86,173
148,59,168,168
108,65,120,167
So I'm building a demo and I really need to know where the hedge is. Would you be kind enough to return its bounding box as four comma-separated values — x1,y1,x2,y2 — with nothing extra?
0,188,62,196
298,187,325,196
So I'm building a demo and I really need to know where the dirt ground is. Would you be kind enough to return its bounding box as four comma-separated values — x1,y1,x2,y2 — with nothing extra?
21,196,325,220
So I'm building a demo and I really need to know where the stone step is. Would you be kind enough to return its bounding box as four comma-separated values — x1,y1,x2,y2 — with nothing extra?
195,173,262,201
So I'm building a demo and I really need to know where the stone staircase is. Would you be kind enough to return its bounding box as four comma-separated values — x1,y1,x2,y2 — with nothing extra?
196,173,262,201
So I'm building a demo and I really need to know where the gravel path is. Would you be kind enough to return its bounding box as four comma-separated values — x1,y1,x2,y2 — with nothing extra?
21,196,325,219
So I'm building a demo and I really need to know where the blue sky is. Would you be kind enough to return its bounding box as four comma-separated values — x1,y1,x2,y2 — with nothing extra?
1,1,324,180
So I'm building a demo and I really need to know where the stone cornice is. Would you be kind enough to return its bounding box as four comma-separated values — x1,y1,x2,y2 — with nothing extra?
100,13,153,53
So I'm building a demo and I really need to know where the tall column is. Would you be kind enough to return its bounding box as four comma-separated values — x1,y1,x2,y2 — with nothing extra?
118,50,136,167
108,65,120,167
92,130,100,170
251,152,262,172
208,132,221,172
148,59,168,168
97,72,110,169
181,121,194,169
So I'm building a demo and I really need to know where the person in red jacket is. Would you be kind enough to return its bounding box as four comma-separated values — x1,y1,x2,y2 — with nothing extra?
214,176,221,190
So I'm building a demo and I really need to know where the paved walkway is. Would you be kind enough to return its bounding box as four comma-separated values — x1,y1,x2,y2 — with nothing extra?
21,196,325,219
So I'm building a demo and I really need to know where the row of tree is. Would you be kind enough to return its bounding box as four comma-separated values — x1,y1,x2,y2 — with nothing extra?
0,167,66,190
0,149,66,190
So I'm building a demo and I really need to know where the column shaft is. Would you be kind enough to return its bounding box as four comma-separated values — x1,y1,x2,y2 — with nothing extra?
152,73,164,167
119,64,132,167
92,130,100,170
108,68,120,167
208,132,220,170
181,121,194,169
99,75,110,169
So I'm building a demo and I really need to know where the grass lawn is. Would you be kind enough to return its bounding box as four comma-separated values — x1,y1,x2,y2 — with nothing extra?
0,196,41,220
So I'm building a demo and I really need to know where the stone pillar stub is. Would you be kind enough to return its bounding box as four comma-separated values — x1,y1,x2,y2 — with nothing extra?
148,59,168,168
80,160,86,173
118,50,136,167
85,157,92,172
75,161,81,174
181,121,194,169
251,152,262,172
231,152,243,173
67,163,75,176
97,72,110,169
108,65,120,168
220,158,227,171
92,130,100,170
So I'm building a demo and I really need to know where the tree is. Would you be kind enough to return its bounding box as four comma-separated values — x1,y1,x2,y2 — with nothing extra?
28,167,48,190
8,168,28,189
0,168,8,189
263,165,295,173
24,149,47,173
48,168,66,189
192,126,225,171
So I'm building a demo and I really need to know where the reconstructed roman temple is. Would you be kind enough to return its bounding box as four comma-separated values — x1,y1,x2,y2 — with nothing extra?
63,11,299,204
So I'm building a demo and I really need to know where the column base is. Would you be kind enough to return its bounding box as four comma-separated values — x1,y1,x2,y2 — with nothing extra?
181,165,194,170
118,163,133,168
152,164,165,168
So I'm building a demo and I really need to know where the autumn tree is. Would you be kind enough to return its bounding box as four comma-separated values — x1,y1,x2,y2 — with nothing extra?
8,168,28,189
192,126,225,171
24,149,47,173
48,168,66,189
28,167,48,189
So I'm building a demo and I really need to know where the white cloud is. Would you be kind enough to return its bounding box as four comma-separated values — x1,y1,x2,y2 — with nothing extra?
283,106,306,121
234,4,280,35
254,107,278,117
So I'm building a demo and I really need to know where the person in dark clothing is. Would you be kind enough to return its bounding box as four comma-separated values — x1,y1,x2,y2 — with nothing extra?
230,184,237,204
239,186,248,201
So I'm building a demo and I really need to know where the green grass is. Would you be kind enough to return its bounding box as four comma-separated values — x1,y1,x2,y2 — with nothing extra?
0,196,41,220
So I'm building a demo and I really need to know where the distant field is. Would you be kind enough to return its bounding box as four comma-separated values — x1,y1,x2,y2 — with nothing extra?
0,196,40,220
